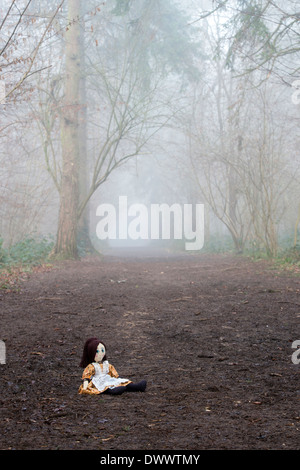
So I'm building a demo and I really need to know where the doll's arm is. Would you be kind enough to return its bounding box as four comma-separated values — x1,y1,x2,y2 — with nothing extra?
109,363,119,378
83,379,89,390
82,364,95,389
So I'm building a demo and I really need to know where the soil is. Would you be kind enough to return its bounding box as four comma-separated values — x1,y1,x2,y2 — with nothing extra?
0,251,299,451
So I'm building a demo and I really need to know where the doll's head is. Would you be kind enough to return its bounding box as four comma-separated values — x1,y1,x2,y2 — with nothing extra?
79,337,107,368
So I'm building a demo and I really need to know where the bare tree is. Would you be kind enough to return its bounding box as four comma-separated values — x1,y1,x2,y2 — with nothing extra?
181,9,299,255
52,0,81,258
36,0,199,258
0,0,65,101
0,0,65,245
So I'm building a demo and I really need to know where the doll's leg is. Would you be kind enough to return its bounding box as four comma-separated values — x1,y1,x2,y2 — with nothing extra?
104,386,126,395
104,380,147,395
125,380,147,392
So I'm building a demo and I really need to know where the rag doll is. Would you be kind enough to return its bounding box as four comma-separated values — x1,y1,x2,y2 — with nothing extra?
78,337,147,395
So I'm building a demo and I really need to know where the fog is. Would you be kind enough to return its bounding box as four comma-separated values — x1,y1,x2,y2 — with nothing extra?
0,0,299,260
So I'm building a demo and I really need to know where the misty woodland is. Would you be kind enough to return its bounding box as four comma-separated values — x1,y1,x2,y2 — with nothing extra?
0,1,299,259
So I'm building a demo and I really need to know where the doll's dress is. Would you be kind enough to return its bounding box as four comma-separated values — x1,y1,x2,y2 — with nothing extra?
78,360,131,395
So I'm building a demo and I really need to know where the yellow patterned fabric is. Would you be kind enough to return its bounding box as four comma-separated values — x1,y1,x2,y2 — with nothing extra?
78,361,131,395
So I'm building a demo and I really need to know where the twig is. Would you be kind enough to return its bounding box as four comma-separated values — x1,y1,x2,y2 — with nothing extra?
50,311,78,315
169,296,192,302
278,301,300,307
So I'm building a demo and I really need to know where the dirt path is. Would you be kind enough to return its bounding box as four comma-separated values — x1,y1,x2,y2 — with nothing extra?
0,253,299,450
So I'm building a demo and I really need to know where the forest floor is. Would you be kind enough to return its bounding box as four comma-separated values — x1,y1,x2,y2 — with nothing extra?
0,251,299,451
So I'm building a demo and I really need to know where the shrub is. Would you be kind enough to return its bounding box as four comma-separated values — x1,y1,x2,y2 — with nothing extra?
0,236,54,267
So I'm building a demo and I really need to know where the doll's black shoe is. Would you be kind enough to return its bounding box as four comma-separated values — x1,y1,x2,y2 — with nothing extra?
126,380,147,392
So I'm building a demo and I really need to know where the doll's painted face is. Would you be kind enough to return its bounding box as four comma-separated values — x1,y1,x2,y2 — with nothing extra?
94,343,106,363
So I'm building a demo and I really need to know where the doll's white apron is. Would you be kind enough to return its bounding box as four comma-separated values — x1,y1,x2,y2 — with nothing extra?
91,361,129,391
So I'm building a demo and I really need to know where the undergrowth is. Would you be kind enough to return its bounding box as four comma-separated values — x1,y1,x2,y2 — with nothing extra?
0,236,54,291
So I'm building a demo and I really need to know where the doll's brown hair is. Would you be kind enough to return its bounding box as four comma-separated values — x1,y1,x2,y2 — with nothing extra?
79,337,107,368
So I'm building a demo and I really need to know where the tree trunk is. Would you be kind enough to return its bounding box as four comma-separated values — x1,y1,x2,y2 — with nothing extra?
77,10,97,256
294,203,300,247
54,0,81,259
